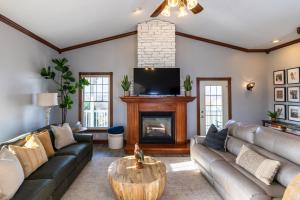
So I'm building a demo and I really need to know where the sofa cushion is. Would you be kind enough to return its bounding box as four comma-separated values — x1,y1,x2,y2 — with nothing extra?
12,179,55,200
36,130,55,158
191,143,224,173
251,145,300,187
226,136,252,156
209,148,236,163
236,145,281,185
230,162,285,198
230,124,258,144
55,143,91,162
9,135,48,177
255,127,300,166
51,123,76,149
203,124,228,151
210,160,270,200
26,155,76,186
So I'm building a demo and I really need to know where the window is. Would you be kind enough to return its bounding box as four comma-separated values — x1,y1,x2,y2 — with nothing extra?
79,72,113,131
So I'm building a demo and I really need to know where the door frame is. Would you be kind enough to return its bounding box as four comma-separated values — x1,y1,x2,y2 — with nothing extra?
196,77,232,135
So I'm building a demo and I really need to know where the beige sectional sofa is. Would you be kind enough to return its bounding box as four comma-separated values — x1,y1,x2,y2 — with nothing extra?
190,123,300,200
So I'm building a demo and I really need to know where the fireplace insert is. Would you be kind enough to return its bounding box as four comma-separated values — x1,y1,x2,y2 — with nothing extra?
139,112,175,144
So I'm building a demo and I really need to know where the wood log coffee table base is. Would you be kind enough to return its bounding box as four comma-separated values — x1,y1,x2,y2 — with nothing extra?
108,156,166,200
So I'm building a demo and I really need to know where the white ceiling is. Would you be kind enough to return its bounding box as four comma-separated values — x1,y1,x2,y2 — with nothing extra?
1,0,300,49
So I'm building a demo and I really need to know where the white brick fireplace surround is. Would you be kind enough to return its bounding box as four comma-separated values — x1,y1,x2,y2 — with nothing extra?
137,20,176,68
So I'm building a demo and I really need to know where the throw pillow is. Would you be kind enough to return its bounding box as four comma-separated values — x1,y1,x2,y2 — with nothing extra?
203,124,228,151
0,147,24,199
9,135,48,177
51,123,76,149
236,145,281,185
36,130,55,157
283,173,300,200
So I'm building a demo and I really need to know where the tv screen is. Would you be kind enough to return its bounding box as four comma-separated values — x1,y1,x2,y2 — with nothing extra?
134,68,180,95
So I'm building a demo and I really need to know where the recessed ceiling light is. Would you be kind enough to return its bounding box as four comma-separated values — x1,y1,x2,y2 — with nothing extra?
132,8,143,15
272,39,280,44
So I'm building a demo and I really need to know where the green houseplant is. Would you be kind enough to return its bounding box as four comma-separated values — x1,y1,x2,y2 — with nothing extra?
40,58,89,124
184,75,193,96
121,75,131,96
267,111,278,122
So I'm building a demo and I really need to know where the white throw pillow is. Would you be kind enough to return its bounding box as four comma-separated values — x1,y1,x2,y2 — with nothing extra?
51,123,76,149
0,147,24,199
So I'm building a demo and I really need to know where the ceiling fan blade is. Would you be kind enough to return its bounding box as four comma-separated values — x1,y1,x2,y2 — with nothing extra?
150,0,168,17
190,3,204,14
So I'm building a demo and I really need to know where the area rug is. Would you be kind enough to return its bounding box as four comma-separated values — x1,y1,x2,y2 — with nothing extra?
62,155,222,200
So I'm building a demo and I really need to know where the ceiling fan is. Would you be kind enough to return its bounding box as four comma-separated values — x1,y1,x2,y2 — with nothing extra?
150,0,203,18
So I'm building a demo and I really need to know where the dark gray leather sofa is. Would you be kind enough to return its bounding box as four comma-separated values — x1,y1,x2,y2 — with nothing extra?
191,123,300,200
0,125,93,200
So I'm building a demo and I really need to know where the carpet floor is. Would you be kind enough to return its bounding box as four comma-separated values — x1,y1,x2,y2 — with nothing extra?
62,155,222,200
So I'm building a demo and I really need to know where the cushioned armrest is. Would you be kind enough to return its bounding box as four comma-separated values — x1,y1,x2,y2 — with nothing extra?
191,135,206,145
73,133,93,143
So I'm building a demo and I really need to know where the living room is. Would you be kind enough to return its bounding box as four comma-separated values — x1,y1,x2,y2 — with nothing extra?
1,0,300,200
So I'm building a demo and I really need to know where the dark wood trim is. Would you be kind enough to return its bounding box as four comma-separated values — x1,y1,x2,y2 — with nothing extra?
124,144,190,154
0,14,60,52
176,32,267,53
267,38,300,53
2,13,300,55
196,77,232,135
60,31,137,52
93,140,108,144
150,0,167,18
79,72,113,131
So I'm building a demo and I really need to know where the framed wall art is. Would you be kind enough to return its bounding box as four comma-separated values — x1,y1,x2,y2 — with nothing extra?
287,87,300,102
273,70,285,85
274,87,286,102
274,104,286,119
288,105,300,122
287,67,300,84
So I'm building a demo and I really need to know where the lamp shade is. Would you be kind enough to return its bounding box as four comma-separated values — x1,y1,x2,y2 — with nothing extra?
37,93,58,107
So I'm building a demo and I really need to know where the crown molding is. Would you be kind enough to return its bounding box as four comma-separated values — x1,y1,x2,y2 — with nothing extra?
0,14,60,52
60,31,137,53
1,13,300,54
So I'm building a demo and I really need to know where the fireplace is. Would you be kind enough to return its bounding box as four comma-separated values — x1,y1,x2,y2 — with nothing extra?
140,112,175,144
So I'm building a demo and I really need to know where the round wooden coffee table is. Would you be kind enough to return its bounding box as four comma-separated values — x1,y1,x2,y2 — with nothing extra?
108,156,166,200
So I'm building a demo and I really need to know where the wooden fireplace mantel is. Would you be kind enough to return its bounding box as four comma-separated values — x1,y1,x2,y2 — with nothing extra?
121,96,196,154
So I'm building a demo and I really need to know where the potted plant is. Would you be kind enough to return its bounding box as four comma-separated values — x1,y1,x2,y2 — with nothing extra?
121,75,131,96
184,75,193,96
40,58,89,124
267,111,278,122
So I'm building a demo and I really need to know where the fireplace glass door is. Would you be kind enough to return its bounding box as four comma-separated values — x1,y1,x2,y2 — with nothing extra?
140,112,175,144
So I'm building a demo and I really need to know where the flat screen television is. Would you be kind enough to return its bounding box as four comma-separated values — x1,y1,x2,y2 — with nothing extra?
134,68,180,95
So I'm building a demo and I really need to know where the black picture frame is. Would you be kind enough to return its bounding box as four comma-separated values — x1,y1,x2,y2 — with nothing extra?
288,105,300,122
274,87,286,102
273,70,285,85
274,104,286,120
287,67,300,84
287,87,300,102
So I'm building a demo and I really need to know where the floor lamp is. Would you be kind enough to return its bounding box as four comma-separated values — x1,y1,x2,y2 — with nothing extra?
37,93,58,126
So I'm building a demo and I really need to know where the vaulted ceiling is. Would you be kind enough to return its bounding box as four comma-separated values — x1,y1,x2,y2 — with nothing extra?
1,0,300,49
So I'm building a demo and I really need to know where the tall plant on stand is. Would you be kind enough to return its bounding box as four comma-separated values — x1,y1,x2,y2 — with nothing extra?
40,58,89,124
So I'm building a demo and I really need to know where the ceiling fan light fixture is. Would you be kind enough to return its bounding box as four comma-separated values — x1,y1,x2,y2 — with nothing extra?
161,5,171,17
178,3,188,17
186,0,198,10
168,0,179,8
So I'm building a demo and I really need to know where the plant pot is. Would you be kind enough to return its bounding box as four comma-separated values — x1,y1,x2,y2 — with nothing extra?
185,91,191,96
271,118,277,122
124,91,130,96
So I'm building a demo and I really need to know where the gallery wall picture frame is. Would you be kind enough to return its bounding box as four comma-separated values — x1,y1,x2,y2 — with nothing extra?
274,87,286,102
288,105,300,122
287,87,300,102
287,67,300,84
274,104,286,120
273,70,285,85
